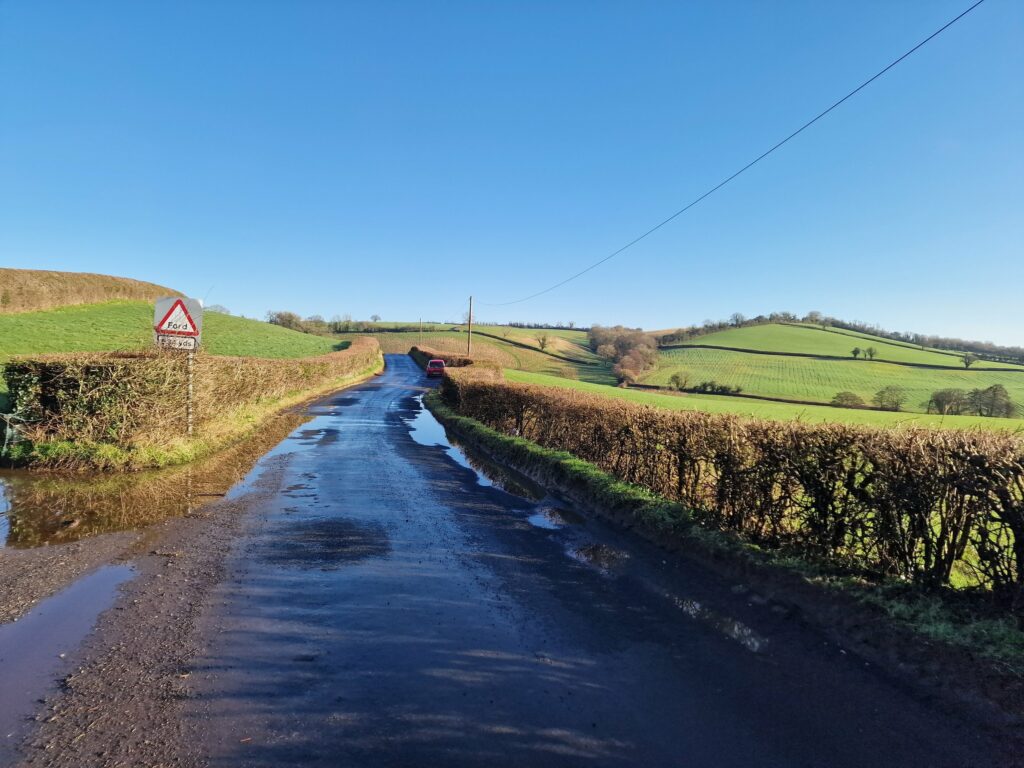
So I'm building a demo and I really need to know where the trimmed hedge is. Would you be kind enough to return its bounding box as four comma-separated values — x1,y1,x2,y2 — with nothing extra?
441,369,1024,609
408,345,474,369
4,337,382,466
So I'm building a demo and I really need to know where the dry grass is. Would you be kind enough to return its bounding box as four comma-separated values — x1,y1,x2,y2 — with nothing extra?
0,268,179,314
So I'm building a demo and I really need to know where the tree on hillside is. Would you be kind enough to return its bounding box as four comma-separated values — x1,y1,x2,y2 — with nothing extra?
831,391,865,409
865,347,877,360
267,310,305,331
730,312,746,327
967,385,1017,418
536,333,551,351
851,347,862,359
962,353,979,369
926,388,968,415
207,304,231,315
873,386,908,412
370,314,382,323
668,372,690,391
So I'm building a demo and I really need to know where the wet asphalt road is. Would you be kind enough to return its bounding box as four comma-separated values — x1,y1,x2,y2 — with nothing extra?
188,354,996,767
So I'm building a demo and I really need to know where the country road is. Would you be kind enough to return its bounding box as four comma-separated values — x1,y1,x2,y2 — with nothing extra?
6,354,1007,767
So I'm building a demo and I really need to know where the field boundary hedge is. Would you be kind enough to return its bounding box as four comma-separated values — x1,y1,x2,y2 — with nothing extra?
3,337,383,469
440,368,1024,610
425,391,1024,726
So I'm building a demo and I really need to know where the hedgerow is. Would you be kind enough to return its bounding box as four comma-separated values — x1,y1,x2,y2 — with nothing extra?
3,337,382,468
442,368,1024,609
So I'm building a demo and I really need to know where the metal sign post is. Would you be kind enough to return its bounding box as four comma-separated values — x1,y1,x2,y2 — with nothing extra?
154,297,204,438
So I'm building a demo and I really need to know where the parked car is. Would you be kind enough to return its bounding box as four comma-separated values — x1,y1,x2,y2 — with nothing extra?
425,359,446,378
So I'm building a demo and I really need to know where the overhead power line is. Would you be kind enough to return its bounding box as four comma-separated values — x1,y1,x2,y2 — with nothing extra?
483,0,987,307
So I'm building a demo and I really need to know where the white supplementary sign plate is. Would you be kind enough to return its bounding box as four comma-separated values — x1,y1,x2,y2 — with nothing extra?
154,296,203,349
155,335,198,350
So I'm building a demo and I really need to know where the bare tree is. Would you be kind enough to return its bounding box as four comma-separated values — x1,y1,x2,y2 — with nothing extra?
865,346,877,360
962,353,979,369
536,332,551,351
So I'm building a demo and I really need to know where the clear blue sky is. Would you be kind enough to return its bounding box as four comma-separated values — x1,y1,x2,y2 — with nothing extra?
1,1,1021,343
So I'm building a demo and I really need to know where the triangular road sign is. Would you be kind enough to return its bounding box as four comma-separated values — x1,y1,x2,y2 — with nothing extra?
155,298,200,337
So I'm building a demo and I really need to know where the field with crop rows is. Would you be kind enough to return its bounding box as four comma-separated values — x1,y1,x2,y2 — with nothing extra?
673,323,1022,369
506,370,1024,431
340,329,614,383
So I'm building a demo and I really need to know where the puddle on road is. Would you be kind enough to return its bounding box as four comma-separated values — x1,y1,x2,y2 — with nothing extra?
0,564,134,761
0,410,311,549
666,593,767,654
404,396,544,501
527,507,585,530
568,543,631,572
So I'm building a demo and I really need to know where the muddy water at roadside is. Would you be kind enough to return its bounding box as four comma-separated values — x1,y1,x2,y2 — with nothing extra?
0,409,312,549
0,564,134,763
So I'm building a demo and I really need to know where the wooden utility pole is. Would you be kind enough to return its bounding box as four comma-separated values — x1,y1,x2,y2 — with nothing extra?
467,296,473,357
419,317,422,346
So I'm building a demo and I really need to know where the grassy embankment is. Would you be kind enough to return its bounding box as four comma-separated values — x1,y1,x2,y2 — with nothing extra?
0,300,345,412
0,266,177,313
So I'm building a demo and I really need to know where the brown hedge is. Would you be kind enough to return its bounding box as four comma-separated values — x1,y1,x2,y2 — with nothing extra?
442,372,1024,607
5,337,382,450
408,345,474,369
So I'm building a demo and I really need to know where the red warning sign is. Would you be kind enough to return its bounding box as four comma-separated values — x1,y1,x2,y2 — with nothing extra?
154,298,200,337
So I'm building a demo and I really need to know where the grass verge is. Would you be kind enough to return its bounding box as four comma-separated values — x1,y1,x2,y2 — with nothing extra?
426,391,1024,723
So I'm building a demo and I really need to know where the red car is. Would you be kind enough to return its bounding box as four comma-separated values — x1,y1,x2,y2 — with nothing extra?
425,359,446,378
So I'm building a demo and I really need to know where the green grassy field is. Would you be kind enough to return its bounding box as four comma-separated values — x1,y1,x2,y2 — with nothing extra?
0,300,344,410
505,370,1024,431
674,323,1024,370
644,324,1024,418
339,328,615,384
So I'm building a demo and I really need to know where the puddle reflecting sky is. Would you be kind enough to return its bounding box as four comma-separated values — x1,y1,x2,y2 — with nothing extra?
0,410,310,549
0,564,134,764
404,396,545,501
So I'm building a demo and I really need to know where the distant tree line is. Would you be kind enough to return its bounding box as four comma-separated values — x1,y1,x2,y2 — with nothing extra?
830,384,1019,417
266,311,392,335
501,321,586,331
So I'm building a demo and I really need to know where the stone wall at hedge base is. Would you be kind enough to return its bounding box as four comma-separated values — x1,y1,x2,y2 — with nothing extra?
4,337,382,451
441,369,1024,609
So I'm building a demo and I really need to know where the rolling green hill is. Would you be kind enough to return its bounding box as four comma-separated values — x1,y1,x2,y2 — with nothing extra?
339,329,614,383
643,323,1024,417
0,300,344,410
673,323,1020,370
506,370,1024,432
